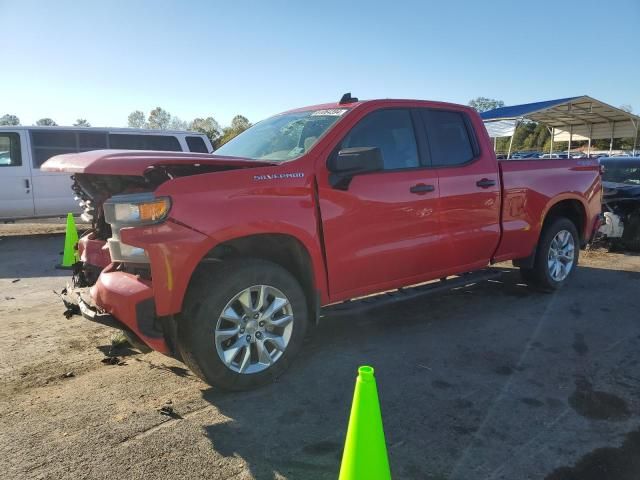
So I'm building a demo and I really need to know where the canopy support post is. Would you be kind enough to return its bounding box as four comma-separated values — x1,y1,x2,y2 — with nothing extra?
568,125,573,158
587,124,592,156
632,119,638,156
550,127,554,155
609,121,615,155
506,119,520,159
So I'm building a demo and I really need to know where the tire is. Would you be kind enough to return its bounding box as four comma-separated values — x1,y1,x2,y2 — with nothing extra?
178,258,309,391
520,217,580,291
622,211,640,251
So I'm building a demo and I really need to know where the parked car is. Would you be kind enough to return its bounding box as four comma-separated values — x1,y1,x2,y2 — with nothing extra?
0,127,212,220
44,96,602,390
598,156,640,250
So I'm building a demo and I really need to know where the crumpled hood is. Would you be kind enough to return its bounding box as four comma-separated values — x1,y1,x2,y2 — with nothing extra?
41,149,272,176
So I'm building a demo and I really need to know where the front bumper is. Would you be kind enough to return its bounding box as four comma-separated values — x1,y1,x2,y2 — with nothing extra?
63,265,171,354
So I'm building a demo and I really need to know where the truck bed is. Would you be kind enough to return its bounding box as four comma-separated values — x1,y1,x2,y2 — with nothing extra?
493,158,602,263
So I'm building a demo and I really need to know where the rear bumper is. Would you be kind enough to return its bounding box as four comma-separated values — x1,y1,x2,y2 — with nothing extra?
62,264,171,354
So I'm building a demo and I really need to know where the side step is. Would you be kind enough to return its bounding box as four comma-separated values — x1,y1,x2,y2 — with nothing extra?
322,268,505,317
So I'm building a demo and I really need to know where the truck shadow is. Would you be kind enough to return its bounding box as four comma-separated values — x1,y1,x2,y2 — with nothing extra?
196,265,640,479
0,235,69,279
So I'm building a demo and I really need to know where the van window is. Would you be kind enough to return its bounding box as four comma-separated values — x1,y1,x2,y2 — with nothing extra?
31,130,78,167
0,133,22,167
108,134,181,151
78,132,108,150
420,110,475,167
186,136,208,153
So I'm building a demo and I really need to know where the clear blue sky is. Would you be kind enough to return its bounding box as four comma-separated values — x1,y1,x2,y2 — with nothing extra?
2,0,638,128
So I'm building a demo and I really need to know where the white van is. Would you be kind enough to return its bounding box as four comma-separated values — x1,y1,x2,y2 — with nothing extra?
0,127,212,220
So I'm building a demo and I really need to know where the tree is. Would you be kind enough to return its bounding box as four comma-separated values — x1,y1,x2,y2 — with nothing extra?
189,117,221,144
0,114,20,126
169,116,188,130
468,97,505,113
127,110,147,128
73,118,91,127
218,115,252,147
36,118,57,126
230,115,251,131
147,107,171,130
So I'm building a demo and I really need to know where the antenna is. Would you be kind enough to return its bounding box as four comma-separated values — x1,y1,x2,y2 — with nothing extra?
339,92,359,104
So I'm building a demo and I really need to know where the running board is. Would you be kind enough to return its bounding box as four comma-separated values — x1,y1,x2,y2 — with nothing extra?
322,268,505,317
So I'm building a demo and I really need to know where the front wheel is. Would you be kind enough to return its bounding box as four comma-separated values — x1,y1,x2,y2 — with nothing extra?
178,258,309,391
520,217,580,291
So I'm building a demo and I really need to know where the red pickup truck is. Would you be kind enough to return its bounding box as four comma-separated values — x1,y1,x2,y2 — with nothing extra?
43,96,602,390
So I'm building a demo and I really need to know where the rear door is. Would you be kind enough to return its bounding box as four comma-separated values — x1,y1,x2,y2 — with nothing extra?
419,108,501,270
0,131,34,218
318,108,448,299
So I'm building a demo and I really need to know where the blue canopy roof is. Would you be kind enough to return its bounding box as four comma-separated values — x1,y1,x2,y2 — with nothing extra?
480,96,582,121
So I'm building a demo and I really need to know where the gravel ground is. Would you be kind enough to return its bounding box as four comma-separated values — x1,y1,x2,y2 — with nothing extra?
1,235,639,480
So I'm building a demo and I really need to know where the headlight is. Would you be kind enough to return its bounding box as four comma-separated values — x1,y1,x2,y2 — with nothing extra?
104,194,171,225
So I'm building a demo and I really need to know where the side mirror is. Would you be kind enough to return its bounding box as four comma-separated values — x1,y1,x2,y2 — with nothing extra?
327,147,383,190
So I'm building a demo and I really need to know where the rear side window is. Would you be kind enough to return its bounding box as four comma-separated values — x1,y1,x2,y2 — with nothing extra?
421,110,475,167
0,133,22,167
31,130,78,167
108,134,181,151
78,132,108,150
186,136,208,153
341,109,419,170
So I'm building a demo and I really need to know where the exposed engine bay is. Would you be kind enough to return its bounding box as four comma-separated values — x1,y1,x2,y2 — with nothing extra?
598,158,640,250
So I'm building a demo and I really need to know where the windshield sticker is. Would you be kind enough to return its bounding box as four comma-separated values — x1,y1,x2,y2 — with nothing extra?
254,173,305,181
311,109,348,116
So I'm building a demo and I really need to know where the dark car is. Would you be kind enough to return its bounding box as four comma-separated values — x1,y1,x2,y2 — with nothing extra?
599,157,640,250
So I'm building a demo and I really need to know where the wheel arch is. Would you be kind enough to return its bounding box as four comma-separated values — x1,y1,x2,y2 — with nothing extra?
514,196,587,269
194,233,323,324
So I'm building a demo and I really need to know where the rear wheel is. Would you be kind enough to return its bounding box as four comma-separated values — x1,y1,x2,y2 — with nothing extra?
178,258,308,391
520,217,579,291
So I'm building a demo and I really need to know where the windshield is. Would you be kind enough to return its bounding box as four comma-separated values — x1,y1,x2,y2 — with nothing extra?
602,163,640,185
214,108,348,161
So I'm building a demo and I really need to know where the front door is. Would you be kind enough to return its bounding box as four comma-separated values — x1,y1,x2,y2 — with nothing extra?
317,108,447,300
0,131,34,219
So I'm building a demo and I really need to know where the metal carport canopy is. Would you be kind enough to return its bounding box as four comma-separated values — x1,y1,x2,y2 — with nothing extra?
480,95,639,156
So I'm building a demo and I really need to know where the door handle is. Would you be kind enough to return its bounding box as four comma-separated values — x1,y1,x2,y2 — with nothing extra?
24,178,30,192
409,183,435,194
476,178,496,188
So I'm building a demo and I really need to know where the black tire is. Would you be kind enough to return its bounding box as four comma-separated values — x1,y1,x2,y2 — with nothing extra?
622,211,640,251
178,258,309,391
520,217,580,291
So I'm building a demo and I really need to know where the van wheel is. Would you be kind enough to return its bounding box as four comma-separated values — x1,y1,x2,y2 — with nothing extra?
520,217,580,291
178,258,308,391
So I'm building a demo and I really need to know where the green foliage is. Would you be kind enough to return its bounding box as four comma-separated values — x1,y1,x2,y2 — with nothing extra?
36,118,57,126
73,118,91,127
218,115,253,147
0,114,20,126
147,107,171,130
189,117,222,144
468,97,505,113
127,110,146,128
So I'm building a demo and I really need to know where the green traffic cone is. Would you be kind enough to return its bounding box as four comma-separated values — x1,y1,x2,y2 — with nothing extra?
59,213,79,268
339,366,391,480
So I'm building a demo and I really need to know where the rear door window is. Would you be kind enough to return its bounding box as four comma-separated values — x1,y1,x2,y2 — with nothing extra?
0,133,22,166
31,130,78,167
108,134,181,151
186,136,208,153
420,110,475,167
